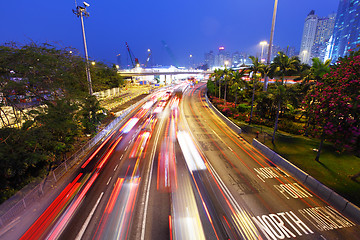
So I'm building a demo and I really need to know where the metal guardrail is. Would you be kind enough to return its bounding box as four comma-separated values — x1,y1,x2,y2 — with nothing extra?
0,93,150,228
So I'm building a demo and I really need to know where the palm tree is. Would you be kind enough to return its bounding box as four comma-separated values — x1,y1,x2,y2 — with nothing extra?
269,51,300,144
311,57,331,81
223,68,232,105
211,69,223,99
248,56,265,124
230,69,246,108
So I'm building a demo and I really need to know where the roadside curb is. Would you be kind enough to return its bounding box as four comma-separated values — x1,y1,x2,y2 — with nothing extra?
253,138,360,224
204,94,242,135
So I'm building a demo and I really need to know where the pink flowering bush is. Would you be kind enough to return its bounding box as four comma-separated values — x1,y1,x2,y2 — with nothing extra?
304,49,360,153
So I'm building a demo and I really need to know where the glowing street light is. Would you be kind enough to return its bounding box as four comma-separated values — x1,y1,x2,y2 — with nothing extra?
260,41,268,62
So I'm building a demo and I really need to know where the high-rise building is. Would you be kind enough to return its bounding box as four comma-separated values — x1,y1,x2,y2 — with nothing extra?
312,13,336,61
204,51,215,69
330,0,360,62
299,10,319,64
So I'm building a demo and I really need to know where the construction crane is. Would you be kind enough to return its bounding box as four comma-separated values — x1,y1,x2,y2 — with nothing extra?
161,40,179,67
144,49,152,67
125,42,139,68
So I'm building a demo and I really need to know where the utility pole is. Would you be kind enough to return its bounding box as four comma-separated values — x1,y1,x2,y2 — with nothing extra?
264,0,278,91
73,1,93,95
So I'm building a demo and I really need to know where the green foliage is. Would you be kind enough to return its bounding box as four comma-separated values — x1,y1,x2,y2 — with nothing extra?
91,63,124,91
0,127,49,202
207,79,216,96
0,42,118,203
79,95,106,134
237,103,250,113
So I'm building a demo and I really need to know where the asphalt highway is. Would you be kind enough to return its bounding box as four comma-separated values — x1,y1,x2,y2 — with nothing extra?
18,82,359,240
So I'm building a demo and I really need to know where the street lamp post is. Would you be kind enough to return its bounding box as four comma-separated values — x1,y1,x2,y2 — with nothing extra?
73,2,93,95
264,0,278,91
189,54,193,69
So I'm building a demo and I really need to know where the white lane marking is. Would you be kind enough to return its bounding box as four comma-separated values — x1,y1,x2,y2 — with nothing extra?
75,192,104,240
140,117,165,240
228,146,233,152
120,154,123,160
125,146,128,151
114,164,118,171
107,177,112,185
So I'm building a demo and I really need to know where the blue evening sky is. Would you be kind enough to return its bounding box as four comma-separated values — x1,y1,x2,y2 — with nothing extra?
1,0,339,67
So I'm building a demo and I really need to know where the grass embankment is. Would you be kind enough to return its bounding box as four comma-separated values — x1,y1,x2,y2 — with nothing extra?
231,119,360,207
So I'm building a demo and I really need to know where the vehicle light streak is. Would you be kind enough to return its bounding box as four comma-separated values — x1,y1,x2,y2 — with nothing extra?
94,178,140,240
177,131,206,171
96,136,122,169
47,172,99,240
20,174,84,240
169,215,173,240
81,131,116,168
119,118,139,133
105,178,125,214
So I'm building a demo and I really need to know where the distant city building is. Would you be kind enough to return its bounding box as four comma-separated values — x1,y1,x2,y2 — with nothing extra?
329,0,360,62
204,51,215,68
213,46,231,67
274,45,282,59
286,46,297,58
299,10,319,64
232,51,240,67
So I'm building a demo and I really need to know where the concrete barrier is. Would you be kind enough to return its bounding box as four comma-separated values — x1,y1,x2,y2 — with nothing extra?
205,94,242,135
344,202,360,224
252,138,360,224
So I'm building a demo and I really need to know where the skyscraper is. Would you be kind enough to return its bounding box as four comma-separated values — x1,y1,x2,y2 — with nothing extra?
312,13,336,61
204,51,215,69
299,10,318,64
330,0,360,62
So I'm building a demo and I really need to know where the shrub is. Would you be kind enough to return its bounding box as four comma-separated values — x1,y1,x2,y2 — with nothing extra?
237,103,251,113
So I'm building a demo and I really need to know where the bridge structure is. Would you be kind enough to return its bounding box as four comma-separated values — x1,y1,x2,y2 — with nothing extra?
118,66,213,85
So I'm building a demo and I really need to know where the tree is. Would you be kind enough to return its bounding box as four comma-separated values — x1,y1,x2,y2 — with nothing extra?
79,95,106,134
248,56,265,124
229,69,245,108
269,52,300,143
304,49,360,163
222,68,232,105
311,57,331,81
211,69,223,99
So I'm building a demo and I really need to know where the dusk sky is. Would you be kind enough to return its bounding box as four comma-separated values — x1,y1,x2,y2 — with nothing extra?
1,0,339,67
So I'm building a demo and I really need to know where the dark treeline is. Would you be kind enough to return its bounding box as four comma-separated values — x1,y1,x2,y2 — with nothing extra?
0,42,123,203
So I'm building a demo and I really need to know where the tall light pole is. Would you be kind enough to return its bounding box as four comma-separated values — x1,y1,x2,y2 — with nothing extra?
189,54,193,69
260,41,268,62
73,1,93,95
264,0,278,91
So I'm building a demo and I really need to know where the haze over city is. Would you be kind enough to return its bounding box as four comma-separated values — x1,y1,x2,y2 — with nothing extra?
1,0,339,66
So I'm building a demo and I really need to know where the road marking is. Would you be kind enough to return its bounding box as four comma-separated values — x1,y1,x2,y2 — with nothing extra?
125,146,128,151
120,154,123,160
140,115,165,240
114,164,118,171
252,211,314,240
228,146,233,152
75,192,104,240
107,177,112,185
